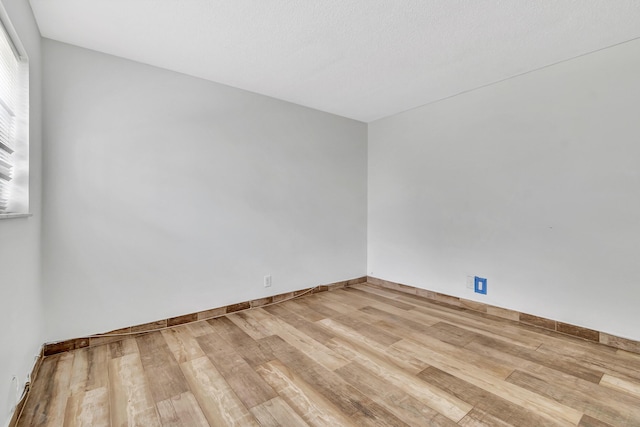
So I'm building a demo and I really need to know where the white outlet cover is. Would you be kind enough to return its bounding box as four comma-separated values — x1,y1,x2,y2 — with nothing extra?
466,276,475,289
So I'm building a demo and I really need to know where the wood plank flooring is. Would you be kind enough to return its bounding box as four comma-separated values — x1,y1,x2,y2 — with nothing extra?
17,283,640,426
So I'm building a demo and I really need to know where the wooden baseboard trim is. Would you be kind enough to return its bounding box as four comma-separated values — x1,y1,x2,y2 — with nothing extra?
43,276,368,357
366,276,640,355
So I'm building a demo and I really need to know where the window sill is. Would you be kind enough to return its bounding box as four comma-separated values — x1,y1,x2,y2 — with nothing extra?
0,213,32,220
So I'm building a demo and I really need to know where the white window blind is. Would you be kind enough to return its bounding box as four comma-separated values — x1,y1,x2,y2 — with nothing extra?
0,10,27,215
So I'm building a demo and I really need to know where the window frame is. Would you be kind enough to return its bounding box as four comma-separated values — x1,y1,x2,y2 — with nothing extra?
0,1,29,220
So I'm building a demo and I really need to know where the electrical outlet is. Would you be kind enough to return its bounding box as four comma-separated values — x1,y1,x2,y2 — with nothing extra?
264,275,272,288
466,275,474,290
474,276,487,295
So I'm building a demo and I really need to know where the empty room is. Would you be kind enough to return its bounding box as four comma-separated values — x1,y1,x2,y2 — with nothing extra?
1,0,640,426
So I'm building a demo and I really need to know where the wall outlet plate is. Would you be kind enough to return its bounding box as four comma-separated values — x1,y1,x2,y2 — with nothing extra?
264,275,272,288
474,276,487,295
466,275,474,289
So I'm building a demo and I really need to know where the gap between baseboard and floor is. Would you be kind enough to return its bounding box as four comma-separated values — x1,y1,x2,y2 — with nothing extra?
42,276,369,357
366,276,640,355
12,274,640,427
41,275,640,358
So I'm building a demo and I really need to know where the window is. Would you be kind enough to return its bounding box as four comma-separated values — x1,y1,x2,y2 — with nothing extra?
0,4,28,216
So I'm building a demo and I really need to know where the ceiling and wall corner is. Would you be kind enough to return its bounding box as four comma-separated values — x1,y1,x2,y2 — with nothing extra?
28,0,640,122
0,2,636,424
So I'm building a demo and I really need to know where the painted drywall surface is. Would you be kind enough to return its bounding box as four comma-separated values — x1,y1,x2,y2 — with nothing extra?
368,39,640,341
0,0,43,425
41,40,367,342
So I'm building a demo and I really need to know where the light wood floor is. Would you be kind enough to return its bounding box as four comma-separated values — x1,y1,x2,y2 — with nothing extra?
17,283,640,426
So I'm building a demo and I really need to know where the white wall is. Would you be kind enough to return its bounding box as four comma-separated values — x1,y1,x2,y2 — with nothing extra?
0,0,42,425
41,40,367,342
369,39,640,341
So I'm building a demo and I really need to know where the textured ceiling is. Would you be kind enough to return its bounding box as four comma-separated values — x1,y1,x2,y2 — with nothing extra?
29,0,640,122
